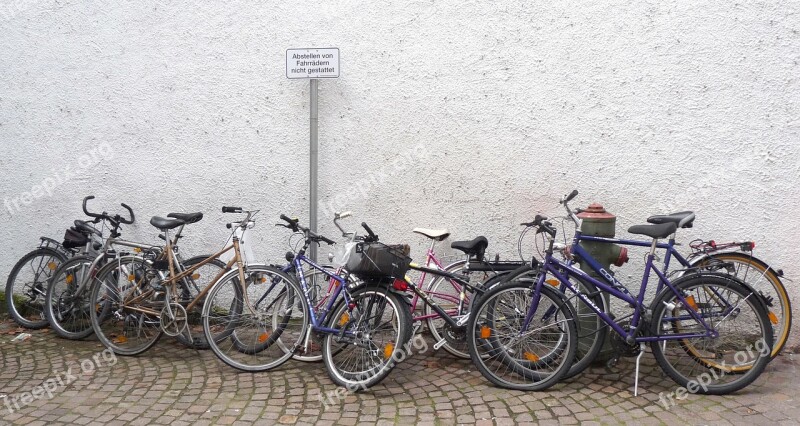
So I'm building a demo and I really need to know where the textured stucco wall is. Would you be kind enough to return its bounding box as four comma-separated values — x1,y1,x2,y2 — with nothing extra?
1,1,799,343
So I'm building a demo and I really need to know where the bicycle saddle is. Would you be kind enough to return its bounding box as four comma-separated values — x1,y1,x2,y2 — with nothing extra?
168,212,203,224
646,211,695,228
451,236,489,260
150,216,186,230
628,222,677,239
413,228,450,241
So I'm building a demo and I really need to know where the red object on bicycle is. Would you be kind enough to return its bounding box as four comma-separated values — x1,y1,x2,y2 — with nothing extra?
392,278,408,291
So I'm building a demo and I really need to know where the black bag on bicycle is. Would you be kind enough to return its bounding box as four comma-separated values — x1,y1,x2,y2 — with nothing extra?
346,242,411,280
62,227,89,249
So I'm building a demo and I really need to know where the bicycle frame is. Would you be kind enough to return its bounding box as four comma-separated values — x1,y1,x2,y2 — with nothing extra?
408,247,467,321
289,254,351,335
528,231,719,344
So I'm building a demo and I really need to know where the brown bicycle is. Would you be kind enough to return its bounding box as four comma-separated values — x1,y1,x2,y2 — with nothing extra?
88,207,304,356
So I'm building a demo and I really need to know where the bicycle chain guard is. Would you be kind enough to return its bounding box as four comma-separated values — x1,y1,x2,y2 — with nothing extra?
160,303,188,337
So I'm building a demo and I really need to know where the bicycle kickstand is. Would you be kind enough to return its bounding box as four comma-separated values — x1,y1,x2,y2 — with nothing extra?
633,343,646,396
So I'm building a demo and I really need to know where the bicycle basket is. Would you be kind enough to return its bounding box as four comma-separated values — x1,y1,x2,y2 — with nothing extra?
62,227,89,249
345,242,411,279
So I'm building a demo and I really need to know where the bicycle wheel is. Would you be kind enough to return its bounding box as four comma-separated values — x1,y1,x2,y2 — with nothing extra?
696,252,790,359
90,256,164,356
650,274,773,394
173,255,227,349
467,280,577,391
44,255,97,339
5,248,67,329
322,286,413,390
424,260,491,359
203,265,307,372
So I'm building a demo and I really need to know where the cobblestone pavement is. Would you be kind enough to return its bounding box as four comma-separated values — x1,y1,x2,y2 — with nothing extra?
0,319,797,426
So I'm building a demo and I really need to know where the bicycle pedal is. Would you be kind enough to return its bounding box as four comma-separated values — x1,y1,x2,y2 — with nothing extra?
605,357,619,373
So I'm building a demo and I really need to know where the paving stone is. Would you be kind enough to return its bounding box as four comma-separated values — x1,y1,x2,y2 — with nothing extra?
0,320,797,425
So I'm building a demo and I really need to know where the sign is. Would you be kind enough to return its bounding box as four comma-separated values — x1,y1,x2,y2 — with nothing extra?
286,48,339,79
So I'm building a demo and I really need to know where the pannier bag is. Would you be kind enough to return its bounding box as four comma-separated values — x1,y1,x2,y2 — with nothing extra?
345,242,412,279
62,227,89,249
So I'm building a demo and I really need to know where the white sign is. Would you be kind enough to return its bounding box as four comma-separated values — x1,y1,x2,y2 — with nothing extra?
286,48,340,79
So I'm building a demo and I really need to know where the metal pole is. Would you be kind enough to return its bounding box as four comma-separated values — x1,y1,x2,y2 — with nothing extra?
309,78,319,262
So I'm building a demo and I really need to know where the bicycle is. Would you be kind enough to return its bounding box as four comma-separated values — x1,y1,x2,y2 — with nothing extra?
203,214,413,390
468,190,774,395
501,208,788,378
5,197,107,329
87,207,261,355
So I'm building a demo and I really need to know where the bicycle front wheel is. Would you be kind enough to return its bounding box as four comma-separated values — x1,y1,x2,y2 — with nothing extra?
203,265,308,372
44,255,96,339
90,256,164,356
467,280,577,391
322,286,413,390
650,274,773,394
5,248,67,329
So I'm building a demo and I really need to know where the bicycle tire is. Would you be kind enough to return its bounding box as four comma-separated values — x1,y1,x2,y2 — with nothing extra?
467,280,577,391
649,274,773,394
44,255,97,339
203,265,308,372
322,286,413,390
89,256,164,356
694,252,790,359
5,247,68,329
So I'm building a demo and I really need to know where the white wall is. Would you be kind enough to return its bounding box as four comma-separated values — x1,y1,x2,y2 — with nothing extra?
1,1,798,343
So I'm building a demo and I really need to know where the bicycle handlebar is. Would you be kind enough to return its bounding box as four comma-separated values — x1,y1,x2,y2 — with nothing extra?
277,214,335,245
83,195,135,225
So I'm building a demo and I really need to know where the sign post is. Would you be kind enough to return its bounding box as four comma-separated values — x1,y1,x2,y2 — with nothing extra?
286,48,339,262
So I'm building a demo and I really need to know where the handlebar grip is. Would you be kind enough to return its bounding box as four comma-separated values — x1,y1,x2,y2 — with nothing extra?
222,206,242,213
120,203,135,224
339,211,352,219
319,235,336,245
361,222,376,237
564,190,578,203
280,214,298,225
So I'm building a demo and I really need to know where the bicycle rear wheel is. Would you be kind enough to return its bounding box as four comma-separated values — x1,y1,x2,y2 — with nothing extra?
90,256,164,356
650,274,773,394
467,280,577,391
203,265,307,372
45,255,96,339
696,252,790,359
322,286,413,390
5,248,67,329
